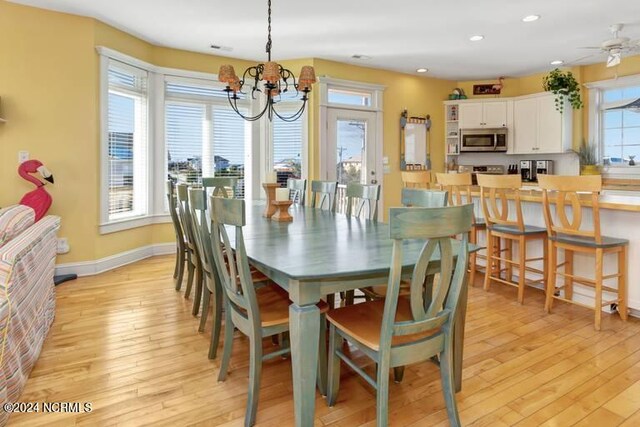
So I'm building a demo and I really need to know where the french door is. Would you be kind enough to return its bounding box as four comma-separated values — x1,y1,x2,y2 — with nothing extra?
326,108,379,186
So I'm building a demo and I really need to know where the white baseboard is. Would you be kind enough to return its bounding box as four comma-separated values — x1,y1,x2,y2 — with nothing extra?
55,243,175,277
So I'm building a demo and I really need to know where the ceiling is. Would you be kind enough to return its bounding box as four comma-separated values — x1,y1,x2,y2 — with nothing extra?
9,0,640,80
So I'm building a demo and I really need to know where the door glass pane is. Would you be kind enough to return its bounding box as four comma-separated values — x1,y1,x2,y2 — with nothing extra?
336,119,366,185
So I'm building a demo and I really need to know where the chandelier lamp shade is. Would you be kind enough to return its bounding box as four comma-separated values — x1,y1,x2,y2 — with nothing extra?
218,0,316,122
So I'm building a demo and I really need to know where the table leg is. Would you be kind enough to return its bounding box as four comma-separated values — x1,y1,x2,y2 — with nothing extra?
290,302,320,427
454,272,469,393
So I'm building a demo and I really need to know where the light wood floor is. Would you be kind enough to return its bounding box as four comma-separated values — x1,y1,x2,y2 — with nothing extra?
10,255,640,426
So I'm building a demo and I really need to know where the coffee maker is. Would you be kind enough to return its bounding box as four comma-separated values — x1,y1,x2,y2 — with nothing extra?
520,160,536,182
536,160,553,177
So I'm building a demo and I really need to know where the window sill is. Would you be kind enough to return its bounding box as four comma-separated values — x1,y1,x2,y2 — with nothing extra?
99,214,171,235
602,165,640,178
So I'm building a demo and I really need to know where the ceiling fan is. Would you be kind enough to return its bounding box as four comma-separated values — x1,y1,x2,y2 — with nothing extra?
580,24,640,67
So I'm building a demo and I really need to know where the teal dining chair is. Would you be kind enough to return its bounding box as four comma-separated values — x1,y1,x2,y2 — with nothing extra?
345,182,380,221
287,178,307,206
401,188,448,207
326,204,473,427
176,183,202,314
187,188,224,358
166,181,186,290
351,188,449,304
310,180,338,212
202,176,238,198
211,197,329,426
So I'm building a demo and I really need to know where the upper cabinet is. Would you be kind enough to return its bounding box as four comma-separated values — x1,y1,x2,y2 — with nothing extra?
458,101,508,129
511,93,572,154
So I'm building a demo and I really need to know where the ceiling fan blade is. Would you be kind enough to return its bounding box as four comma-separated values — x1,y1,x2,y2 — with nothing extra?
578,46,603,50
568,53,602,64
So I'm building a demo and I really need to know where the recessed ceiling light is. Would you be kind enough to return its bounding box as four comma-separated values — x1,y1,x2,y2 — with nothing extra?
416,68,428,73
469,35,484,42
550,60,564,65
522,15,540,22
352,54,372,60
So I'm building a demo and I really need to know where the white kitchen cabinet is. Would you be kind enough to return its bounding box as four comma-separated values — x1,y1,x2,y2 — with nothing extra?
511,93,571,154
459,101,508,129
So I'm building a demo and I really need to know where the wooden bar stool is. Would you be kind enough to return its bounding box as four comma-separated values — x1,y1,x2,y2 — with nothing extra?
538,174,628,330
477,174,547,304
436,172,486,286
401,170,431,189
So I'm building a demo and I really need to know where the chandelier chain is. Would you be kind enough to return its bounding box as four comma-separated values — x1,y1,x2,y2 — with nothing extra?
266,0,272,61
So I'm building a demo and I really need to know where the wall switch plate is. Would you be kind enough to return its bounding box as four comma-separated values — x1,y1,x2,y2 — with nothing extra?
382,156,389,165
57,238,70,254
18,151,29,164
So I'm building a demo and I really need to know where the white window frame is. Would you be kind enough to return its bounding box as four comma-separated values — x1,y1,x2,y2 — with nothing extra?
585,73,640,176
98,46,261,234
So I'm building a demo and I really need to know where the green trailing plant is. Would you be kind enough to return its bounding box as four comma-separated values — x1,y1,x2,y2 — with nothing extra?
542,68,583,113
575,139,597,166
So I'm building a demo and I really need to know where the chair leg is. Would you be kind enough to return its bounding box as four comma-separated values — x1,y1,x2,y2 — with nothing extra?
376,358,391,427
345,290,355,306
326,325,342,407
505,238,513,283
393,366,405,383
327,293,336,309
173,245,180,279
483,233,494,291
184,254,195,299
192,259,203,316
565,249,573,300
618,246,628,321
217,304,234,372
198,285,211,333
175,246,186,291
595,248,604,331
209,285,224,360
246,334,263,427
517,236,526,304
545,241,557,313
439,336,461,427
469,229,477,287
317,314,328,396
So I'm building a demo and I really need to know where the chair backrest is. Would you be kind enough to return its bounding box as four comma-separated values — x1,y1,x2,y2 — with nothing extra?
380,204,473,350
202,177,237,198
209,197,261,333
311,180,338,212
538,174,603,244
401,171,431,189
401,188,448,207
176,184,198,249
477,174,524,231
188,187,214,276
166,180,184,243
345,182,380,221
287,178,307,206
435,172,473,206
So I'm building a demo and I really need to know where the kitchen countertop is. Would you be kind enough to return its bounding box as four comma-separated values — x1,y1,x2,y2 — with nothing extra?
467,186,640,212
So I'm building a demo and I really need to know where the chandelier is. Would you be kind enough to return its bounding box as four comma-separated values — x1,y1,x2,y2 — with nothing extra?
218,0,316,122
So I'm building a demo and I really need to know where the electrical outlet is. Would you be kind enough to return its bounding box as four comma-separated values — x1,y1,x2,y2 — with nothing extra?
18,151,29,164
56,238,70,254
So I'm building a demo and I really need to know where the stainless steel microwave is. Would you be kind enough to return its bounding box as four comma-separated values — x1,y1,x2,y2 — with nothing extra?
460,128,507,152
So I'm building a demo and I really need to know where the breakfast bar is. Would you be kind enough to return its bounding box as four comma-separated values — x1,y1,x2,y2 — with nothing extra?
469,187,640,313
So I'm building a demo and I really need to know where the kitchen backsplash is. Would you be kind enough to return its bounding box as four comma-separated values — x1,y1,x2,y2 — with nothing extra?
454,152,580,176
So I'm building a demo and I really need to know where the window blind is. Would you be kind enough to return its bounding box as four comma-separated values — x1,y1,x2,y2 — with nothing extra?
165,79,248,198
273,112,303,186
107,61,148,220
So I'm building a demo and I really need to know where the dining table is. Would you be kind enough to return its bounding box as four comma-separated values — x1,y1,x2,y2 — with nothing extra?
229,201,477,427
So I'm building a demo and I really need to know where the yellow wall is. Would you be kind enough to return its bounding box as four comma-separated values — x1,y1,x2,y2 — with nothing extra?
3,0,639,265
303,59,454,211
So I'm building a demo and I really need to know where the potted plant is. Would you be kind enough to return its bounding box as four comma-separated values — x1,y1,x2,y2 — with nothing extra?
543,69,583,113
576,140,600,175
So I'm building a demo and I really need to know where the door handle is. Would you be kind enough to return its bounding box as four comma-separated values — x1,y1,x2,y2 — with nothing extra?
371,179,378,184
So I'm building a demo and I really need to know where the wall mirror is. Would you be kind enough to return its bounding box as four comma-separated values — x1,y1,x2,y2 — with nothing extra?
400,111,431,171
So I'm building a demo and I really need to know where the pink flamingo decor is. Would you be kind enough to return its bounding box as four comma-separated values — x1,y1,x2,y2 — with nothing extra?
18,160,54,221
